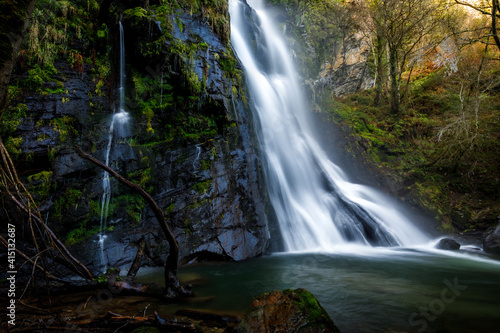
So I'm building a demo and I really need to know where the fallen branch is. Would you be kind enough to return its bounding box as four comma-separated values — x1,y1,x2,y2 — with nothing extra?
0,138,94,281
127,238,146,277
75,146,184,297
0,236,66,282
5,192,94,280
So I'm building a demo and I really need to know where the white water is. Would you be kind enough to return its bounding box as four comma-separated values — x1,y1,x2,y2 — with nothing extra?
192,145,201,171
229,0,427,251
99,22,130,270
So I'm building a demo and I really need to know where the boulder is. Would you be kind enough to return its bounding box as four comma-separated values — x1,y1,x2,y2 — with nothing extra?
239,289,341,333
483,222,500,254
435,238,461,251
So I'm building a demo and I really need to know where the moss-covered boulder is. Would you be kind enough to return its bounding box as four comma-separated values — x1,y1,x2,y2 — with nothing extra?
239,288,340,333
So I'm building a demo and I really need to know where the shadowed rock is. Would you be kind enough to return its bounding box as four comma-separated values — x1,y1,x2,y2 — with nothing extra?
435,238,461,251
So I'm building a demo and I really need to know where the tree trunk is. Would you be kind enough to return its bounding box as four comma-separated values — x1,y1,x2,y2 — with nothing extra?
0,0,37,108
127,238,146,277
374,32,385,106
389,46,400,114
492,0,500,52
75,146,185,297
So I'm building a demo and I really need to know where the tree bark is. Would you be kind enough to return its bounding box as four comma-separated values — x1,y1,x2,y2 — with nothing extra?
492,0,500,52
374,32,385,106
75,146,182,296
389,46,400,114
127,238,146,277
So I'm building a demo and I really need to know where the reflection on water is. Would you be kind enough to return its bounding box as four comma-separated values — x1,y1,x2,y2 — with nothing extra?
137,249,500,333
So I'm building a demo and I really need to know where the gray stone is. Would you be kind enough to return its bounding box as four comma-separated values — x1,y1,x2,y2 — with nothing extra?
435,238,461,251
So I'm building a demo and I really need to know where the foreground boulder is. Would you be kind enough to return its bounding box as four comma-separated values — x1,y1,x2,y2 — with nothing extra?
483,222,500,254
239,288,340,333
435,238,461,251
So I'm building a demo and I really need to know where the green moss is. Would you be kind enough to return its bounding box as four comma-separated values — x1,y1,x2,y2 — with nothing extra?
47,146,58,162
283,289,334,329
66,224,100,247
218,51,238,77
183,218,194,234
165,202,175,215
53,188,82,220
201,159,212,171
4,137,23,159
193,179,212,194
127,167,152,188
88,198,117,221
50,116,78,141
117,194,145,224
27,171,55,199
0,103,27,136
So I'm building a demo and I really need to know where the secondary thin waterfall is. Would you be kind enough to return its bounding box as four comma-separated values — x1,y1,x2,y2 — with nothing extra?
99,21,130,270
229,0,427,251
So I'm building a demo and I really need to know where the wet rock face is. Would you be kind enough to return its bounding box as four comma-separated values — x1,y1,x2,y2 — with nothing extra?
483,222,500,254
10,9,270,275
239,289,341,333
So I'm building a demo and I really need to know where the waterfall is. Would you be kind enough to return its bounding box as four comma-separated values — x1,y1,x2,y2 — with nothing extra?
192,145,201,172
229,0,427,251
99,21,131,270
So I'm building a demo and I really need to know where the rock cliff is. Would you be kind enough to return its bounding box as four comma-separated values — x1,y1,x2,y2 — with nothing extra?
7,4,271,275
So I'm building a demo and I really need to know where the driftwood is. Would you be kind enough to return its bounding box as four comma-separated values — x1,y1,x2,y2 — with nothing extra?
75,145,186,297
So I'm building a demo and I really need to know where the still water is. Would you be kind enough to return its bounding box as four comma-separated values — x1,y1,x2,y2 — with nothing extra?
137,248,500,333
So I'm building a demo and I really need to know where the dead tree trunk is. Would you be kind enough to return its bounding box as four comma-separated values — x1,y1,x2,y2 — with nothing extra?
75,146,185,297
127,238,146,278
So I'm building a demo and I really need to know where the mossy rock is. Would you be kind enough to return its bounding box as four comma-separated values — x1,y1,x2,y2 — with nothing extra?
239,288,340,332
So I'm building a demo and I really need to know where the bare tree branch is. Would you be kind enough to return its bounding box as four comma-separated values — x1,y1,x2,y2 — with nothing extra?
0,137,94,281
75,145,181,295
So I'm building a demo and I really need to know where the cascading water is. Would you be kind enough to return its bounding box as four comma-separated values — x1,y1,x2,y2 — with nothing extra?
99,21,131,270
229,0,427,251
192,145,201,172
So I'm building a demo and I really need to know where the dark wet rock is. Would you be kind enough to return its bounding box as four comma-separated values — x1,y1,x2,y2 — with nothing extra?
7,9,270,275
239,289,341,333
435,238,461,251
483,222,500,254
450,210,471,230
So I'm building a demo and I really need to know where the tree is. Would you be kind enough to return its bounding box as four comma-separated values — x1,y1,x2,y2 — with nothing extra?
454,0,500,53
364,0,445,113
361,0,388,105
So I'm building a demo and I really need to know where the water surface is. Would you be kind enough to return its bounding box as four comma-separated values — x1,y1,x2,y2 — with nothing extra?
138,249,500,333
